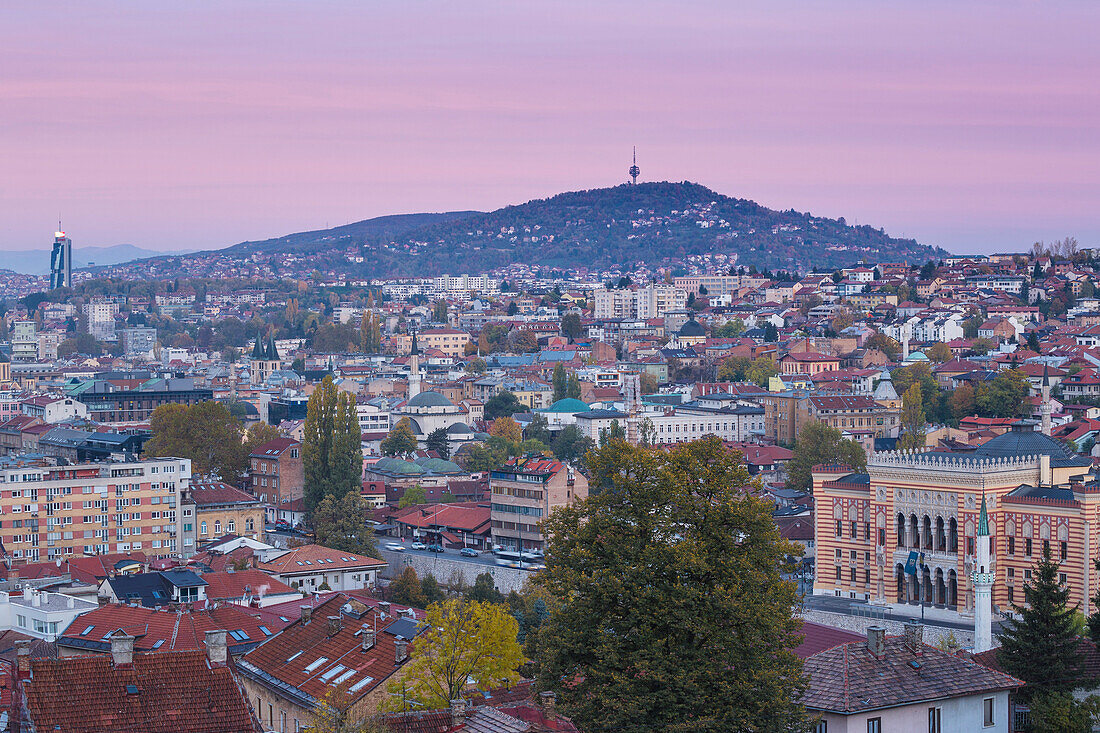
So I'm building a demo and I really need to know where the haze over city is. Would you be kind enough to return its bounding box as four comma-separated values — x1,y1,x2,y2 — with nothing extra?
4,0,1099,255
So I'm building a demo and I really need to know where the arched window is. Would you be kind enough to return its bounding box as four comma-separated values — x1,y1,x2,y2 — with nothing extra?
246,518,255,531
214,520,221,534
200,521,207,535
227,521,235,533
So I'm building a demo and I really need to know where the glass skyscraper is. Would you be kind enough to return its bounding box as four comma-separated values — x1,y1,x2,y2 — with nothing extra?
49,230,71,289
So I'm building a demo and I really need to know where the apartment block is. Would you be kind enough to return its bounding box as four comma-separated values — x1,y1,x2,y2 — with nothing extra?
0,455,192,564
490,456,588,551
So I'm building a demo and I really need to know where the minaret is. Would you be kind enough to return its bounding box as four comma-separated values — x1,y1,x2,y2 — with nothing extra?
972,494,995,653
629,147,640,185
1040,365,1052,437
408,331,421,399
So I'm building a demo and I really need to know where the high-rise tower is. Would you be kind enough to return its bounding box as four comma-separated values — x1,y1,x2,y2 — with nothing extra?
49,227,72,289
629,147,640,185
972,494,995,653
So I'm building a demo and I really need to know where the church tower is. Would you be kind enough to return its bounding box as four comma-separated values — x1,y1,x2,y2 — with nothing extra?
972,494,995,653
250,333,280,386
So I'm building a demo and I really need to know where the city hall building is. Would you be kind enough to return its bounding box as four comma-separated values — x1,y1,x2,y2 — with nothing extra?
813,421,1097,617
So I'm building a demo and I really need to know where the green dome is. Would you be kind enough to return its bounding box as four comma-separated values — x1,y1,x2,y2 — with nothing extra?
545,398,591,413
413,457,464,474
371,457,425,475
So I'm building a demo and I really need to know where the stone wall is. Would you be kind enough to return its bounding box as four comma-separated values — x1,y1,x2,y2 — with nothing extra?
379,550,531,594
800,609,974,650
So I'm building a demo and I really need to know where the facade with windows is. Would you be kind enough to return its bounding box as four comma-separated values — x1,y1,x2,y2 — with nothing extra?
189,481,265,546
0,455,192,563
812,422,1097,618
490,456,588,551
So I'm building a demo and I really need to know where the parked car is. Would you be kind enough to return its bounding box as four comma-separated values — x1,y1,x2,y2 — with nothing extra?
384,542,406,552
410,542,428,551
274,520,291,529
459,548,479,558
427,544,445,553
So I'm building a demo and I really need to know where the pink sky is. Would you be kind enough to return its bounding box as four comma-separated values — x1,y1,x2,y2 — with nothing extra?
2,1,1098,255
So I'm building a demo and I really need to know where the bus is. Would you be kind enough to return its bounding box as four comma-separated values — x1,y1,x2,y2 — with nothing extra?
494,550,540,567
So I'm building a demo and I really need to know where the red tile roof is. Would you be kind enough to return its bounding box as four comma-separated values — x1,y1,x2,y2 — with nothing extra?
8,553,148,584
794,621,863,659
57,602,290,655
248,437,300,459
236,594,411,706
256,544,385,576
389,502,491,533
190,482,261,506
24,649,259,733
201,570,297,602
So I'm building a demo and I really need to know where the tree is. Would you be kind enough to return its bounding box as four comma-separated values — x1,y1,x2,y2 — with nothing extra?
524,414,551,444
950,383,977,419
360,312,382,353
971,337,995,356
925,342,952,363
898,383,927,451
398,484,428,508
533,437,809,731
432,299,448,323
551,363,567,402
1028,691,1100,733
461,442,508,473
58,332,103,358
598,420,626,447
425,428,450,460
963,314,985,339
1027,331,1043,354
865,333,901,360
976,369,1029,418
713,319,745,338
388,566,426,607
309,686,384,733
763,322,778,342
243,421,281,455
560,312,583,342
312,493,377,558
303,377,362,512
484,391,522,421
420,573,445,605
639,371,658,394
550,425,594,463
745,356,779,388
145,401,249,482
786,421,867,493
381,417,419,457
490,416,523,445
382,600,522,711
718,356,751,382
997,544,1085,703
566,371,582,399
465,572,504,604
464,357,486,374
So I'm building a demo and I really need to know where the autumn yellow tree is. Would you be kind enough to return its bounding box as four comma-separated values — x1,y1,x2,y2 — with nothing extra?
382,599,522,710
489,416,523,445
309,686,384,733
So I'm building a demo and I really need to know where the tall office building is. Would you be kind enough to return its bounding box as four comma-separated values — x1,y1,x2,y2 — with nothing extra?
49,230,72,289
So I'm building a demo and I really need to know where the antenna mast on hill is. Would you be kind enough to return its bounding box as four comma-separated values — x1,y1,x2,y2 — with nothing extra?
629,147,640,185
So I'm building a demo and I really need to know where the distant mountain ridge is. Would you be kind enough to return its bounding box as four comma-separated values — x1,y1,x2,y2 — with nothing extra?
108,182,951,277
3,244,196,275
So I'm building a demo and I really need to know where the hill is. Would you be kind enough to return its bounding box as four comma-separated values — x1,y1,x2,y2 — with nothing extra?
126,182,949,278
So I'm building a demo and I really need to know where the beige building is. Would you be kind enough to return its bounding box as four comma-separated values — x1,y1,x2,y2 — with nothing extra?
416,328,472,357
490,456,588,551
189,481,266,544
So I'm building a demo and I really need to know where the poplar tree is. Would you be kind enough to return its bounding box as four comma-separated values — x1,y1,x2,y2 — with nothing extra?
898,382,927,451
303,376,361,512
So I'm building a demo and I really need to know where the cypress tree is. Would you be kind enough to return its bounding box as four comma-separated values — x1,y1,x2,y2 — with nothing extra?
302,375,337,512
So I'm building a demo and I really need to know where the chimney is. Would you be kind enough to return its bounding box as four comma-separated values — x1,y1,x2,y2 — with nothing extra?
67,596,75,609
15,640,30,679
904,622,924,655
395,637,408,664
205,629,228,665
361,625,376,650
377,601,390,617
450,698,467,726
866,626,886,659
110,633,135,667
327,615,342,637
300,604,312,624
539,690,556,715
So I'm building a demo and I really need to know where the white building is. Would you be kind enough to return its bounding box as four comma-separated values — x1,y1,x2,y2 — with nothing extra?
255,544,385,592
0,587,97,641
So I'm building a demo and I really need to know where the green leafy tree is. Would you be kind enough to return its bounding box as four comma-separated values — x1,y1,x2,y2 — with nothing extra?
1027,331,1042,354
381,417,419,457
312,492,377,558
524,414,552,444
745,356,779,388
145,401,250,482
303,377,362,512
464,357,486,374
898,383,927,451
461,442,508,473
975,369,1029,418
425,428,450,460
599,419,626,446
484,390,522,421
533,437,809,731
466,572,504,604
432,300,448,323
388,566,426,607
865,333,902,360
566,371,582,399
997,544,1086,703
398,484,428,508
1028,691,1100,733
786,420,867,493
551,424,595,463
420,573,445,605
551,363,567,402
560,312,583,342
58,332,104,358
